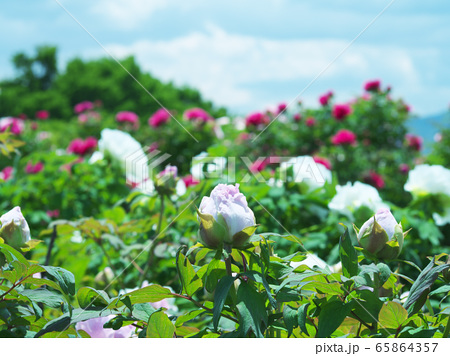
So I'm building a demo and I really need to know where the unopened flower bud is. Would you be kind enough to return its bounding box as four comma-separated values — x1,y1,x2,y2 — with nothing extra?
355,208,405,260
0,207,31,250
197,184,257,249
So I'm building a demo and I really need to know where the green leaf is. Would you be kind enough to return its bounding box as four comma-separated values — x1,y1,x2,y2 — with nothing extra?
377,263,391,286
404,258,450,316
242,271,276,308
175,309,205,327
347,289,383,325
283,305,298,337
205,249,224,293
35,308,115,338
77,287,110,308
41,265,75,296
176,251,203,297
257,233,302,246
0,243,29,266
120,284,174,304
20,289,65,309
429,285,450,296
213,275,236,331
236,282,268,338
298,303,310,336
339,228,358,278
317,298,354,338
132,303,157,322
378,301,408,329
146,310,174,338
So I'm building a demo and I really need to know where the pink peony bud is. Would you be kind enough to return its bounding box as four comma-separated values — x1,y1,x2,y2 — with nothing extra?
305,117,316,127
74,101,94,114
25,161,44,174
405,134,423,151
182,175,199,188
319,90,333,106
0,166,13,181
184,108,213,122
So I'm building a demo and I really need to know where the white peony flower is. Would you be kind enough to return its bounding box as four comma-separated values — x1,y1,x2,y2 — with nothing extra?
328,181,388,220
98,129,152,193
281,156,332,191
404,164,450,196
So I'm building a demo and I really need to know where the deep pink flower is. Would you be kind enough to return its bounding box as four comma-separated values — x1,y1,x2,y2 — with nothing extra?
277,102,287,114
305,117,316,127
116,111,138,124
364,79,381,92
74,101,94,114
332,104,352,121
182,175,199,188
399,163,410,175
319,91,333,106
67,137,98,156
405,134,423,151
293,113,302,122
46,210,60,218
363,171,385,189
249,159,268,173
331,129,357,145
0,117,25,135
313,156,332,170
148,108,170,128
35,110,49,120
245,112,269,127
18,113,27,120
0,166,13,181
25,161,44,174
184,108,213,122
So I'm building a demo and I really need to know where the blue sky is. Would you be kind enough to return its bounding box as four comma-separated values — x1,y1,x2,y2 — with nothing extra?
1,0,450,116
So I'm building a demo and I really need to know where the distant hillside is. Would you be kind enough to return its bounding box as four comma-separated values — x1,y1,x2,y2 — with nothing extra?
406,111,450,153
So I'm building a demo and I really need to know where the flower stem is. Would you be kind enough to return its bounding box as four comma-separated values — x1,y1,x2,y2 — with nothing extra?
443,313,450,338
224,244,232,277
139,194,165,287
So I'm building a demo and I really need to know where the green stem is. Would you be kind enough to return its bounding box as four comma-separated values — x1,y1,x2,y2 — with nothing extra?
224,244,232,277
443,313,450,338
139,194,165,287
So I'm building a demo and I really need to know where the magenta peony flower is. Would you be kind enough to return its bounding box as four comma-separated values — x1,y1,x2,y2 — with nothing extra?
0,117,25,135
116,111,138,124
76,315,134,338
74,101,94,114
405,134,423,151
305,117,316,127
364,79,381,92
293,113,302,122
277,102,287,114
184,108,213,122
148,108,170,128
245,112,269,127
249,159,268,173
363,171,385,189
35,110,49,120
332,104,352,121
0,166,13,181
182,175,199,188
25,161,44,174
319,91,333,106
313,156,332,170
67,137,98,156
331,129,357,146
46,210,60,218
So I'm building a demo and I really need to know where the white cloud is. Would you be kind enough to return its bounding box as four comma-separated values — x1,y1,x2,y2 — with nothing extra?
90,0,169,29
99,24,422,113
